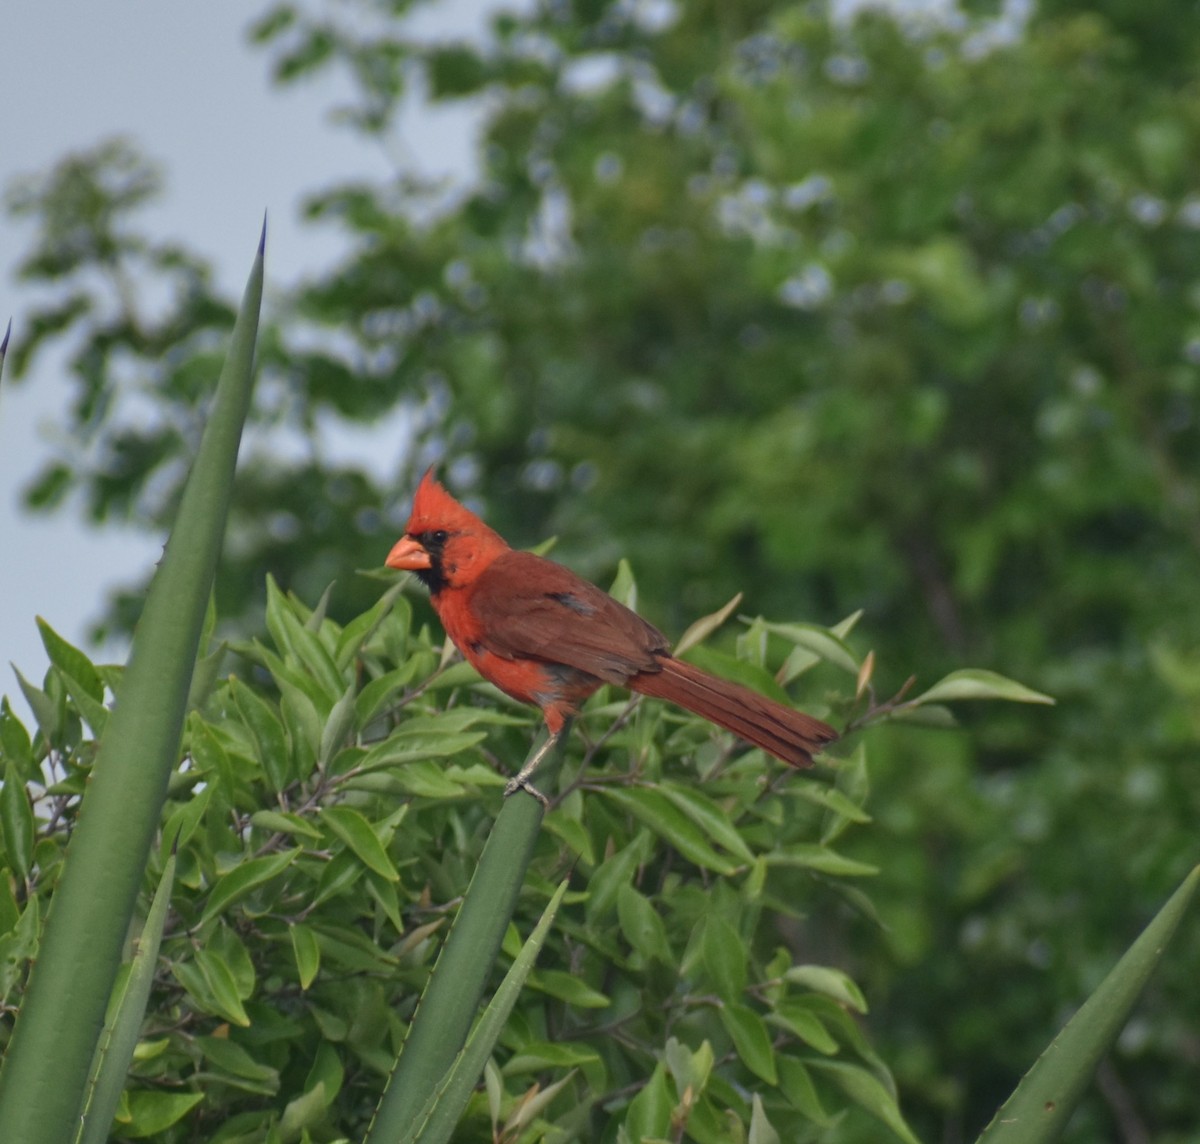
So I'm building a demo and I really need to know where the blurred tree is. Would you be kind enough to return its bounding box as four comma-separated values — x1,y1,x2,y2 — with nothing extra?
6,0,1200,1139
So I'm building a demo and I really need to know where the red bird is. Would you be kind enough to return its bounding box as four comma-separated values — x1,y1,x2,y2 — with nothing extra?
386,470,837,800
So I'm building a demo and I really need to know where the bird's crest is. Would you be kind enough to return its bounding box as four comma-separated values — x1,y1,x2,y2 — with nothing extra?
406,467,491,537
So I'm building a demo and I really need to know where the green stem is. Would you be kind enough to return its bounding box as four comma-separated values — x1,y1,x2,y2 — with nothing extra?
365,726,567,1144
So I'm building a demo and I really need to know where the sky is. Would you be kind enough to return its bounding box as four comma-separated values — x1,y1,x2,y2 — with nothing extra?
1,2,487,720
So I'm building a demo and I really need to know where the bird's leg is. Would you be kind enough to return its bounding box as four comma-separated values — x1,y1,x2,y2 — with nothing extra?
504,730,562,807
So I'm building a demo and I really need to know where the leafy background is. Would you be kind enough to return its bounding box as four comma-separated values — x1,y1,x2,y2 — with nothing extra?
4,0,1200,1140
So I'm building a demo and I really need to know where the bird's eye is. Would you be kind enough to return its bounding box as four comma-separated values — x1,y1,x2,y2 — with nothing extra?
429,529,449,545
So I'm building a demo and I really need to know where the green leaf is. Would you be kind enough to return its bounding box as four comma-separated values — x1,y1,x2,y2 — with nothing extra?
229,677,290,791
542,807,595,865
13,667,59,745
304,1040,344,1106
194,947,251,1027
249,809,322,841
889,703,958,728
279,1079,330,1137
276,676,322,779
24,463,72,511
664,1037,714,1102
427,43,490,98
119,1090,205,1137
526,968,611,1008
200,849,300,925
499,1068,578,1133
748,1094,781,1144
160,786,211,860
807,1059,920,1144
335,581,409,669
777,1058,834,1125
311,849,365,908
608,559,639,609
0,876,18,936
291,924,321,991
659,782,756,864
0,774,35,881
702,914,748,1002
719,1004,778,1085
306,581,335,630
765,846,879,878
0,897,40,1004
265,575,346,703
585,836,649,923
977,864,1200,1144
617,883,673,966
0,702,34,782
621,1061,673,1143
357,758,482,799
354,661,420,729
320,683,359,770
188,720,235,800
355,729,489,774
791,783,871,828
602,787,739,875
206,1108,275,1144
196,1036,280,1092
398,708,526,736
210,925,256,999
802,994,881,1061
753,620,861,675
37,618,103,700
311,923,397,974
675,594,743,655
911,669,1054,707
784,965,868,1014
320,805,399,881
504,1040,604,1075
234,639,331,715
772,1000,839,1054
367,869,406,935
57,671,110,738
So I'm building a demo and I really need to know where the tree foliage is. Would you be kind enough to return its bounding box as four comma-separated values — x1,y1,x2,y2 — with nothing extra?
6,0,1200,1139
2,586,927,1142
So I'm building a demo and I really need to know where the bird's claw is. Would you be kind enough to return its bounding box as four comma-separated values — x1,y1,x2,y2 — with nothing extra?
504,774,550,807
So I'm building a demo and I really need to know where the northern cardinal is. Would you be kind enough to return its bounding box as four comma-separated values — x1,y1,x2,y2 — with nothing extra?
386,470,837,800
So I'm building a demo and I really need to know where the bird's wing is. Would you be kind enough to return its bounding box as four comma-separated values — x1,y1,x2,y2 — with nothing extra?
469,550,668,683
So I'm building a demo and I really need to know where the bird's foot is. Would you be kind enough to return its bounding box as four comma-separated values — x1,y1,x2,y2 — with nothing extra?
504,774,550,807
503,730,560,808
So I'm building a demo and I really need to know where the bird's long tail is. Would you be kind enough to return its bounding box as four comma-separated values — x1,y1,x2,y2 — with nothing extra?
629,656,837,768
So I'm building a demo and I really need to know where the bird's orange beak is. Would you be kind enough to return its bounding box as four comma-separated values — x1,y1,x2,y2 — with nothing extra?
386,535,432,571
